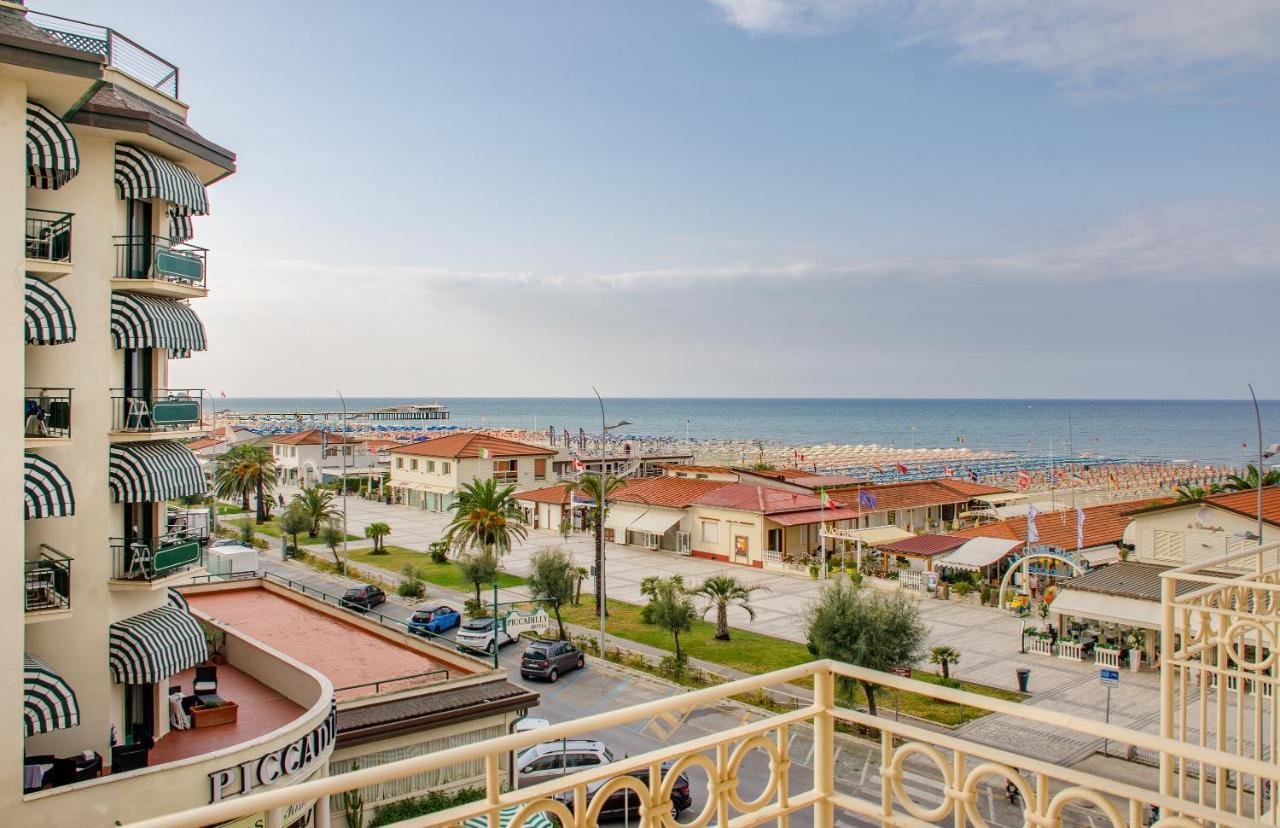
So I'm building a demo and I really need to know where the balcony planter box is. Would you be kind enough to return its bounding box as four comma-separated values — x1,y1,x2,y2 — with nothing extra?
191,701,238,728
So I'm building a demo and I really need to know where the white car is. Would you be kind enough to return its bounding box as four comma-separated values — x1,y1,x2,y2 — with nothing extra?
455,617,515,654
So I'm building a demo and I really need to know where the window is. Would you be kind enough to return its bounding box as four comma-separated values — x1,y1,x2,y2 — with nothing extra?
526,755,563,772
766,527,782,552
566,753,601,768
410,459,419,471
534,458,547,480
426,460,435,473
396,457,403,469
700,521,719,543
442,462,452,474
887,510,897,525
493,459,518,482
1152,530,1185,562
734,535,749,557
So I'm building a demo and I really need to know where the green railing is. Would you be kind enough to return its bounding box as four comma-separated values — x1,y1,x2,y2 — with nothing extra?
24,387,72,438
111,534,204,581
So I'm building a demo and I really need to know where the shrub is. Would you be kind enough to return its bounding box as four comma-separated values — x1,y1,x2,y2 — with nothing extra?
938,676,962,689
236,520,255,545
370,788,486,827
428,541,449,564
398,579,425,599
463,598,487,618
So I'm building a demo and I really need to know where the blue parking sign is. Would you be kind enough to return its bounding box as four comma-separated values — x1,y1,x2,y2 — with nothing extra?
1099,668,1120,687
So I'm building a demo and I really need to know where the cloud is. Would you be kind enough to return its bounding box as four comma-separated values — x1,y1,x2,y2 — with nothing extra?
708,0,1280,97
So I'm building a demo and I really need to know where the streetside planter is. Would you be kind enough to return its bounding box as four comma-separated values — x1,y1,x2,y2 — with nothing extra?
1128,649,1144,672
191,700,239,728
1056,640,1084,661
1027,635,1055,657
1094,646,1122,670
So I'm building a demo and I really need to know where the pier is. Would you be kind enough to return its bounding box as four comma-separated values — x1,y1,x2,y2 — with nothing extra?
218,403,450,422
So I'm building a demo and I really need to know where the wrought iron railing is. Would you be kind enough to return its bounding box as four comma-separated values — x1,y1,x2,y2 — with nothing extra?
24,10,180,98
110,388,203,433
114,235,207,288
24,208,73,263
110,533,204,582
24,387,72,438
25,544,71,612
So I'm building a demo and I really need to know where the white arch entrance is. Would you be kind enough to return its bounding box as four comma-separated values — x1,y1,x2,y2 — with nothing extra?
996,544,1089,608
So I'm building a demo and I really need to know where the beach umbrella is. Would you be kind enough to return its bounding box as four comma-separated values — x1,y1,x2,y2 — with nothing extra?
461,806,554,828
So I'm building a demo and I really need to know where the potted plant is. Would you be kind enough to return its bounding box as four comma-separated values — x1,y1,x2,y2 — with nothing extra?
1126,629,1145,671
191,699,239,728
807,560,819,579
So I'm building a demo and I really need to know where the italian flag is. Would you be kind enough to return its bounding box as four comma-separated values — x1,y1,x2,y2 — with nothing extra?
478,447,491,459
820,488,837,509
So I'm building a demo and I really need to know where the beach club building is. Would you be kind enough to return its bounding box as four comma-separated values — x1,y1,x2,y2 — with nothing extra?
826,479,1013,533
269,429,380,487
604,476,732,552
389,432,556,513
685,484,864,568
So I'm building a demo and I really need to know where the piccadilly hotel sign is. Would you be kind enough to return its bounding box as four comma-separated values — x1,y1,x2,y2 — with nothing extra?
209,703,337,803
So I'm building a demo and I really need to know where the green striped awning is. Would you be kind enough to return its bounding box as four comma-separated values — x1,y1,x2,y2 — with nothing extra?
109,605,208,684
24,453,74,520
462,806,554,828
110,440,206,503
24,653,80,736
27,102,78,190
167,588,190,612
114,144,208,215
168,209,195,243
110,292,206,358
25,275,76,345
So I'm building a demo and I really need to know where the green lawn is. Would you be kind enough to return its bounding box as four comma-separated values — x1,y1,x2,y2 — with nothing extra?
227,517,359,543
349,546,527,591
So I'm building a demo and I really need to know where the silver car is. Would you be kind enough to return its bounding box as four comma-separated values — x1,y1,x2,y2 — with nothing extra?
515,739,614,787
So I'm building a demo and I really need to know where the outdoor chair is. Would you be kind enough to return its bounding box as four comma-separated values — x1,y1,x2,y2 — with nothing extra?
193,665,218,695
110,743,149,774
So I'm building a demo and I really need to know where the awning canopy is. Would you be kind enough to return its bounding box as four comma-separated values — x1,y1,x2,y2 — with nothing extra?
110,292,206,358
831,525,915,546
25,276,76,345
769,507,864,527
462,806,553,828
110,605,209,684
24,653,80,737
1049,588,1163,630
166,588,190,612
626,508,683,535
109,440,206,503
1081,546,1121,567
114,144,208,215
26,102,78,190
939,537,1021,570
604,504,647,532
24,453,74,520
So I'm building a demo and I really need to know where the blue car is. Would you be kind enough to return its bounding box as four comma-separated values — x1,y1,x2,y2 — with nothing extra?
406,602,461,636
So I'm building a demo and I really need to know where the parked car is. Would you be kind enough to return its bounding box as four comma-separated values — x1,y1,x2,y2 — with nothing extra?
406,602,461,636
520,639,586,682
339,584,386,611
551,763,692,820
454,617,515,654
515,739,614,788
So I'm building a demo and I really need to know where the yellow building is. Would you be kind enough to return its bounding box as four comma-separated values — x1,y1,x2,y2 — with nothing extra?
388,432,555,513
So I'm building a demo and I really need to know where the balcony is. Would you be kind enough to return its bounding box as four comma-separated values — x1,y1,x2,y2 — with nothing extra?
25,545,71,622
24,387,72,446
109,388,204,440
113,235,208,299
24,209,73,279
125,658,1277,828
110,533,205,588
23,9,180,99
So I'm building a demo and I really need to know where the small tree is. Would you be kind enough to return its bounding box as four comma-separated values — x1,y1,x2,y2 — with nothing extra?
641,576,696,664
319,519,346,571
691,574,767,641
278,501,310,552
929,645,960,679
527,547,577,640
572,566,589,606
398,564,425,599
806,580,927,717
558,511,573,543
295,486,339,537
364,521,391,554
237,520,255,546
456,549,498,608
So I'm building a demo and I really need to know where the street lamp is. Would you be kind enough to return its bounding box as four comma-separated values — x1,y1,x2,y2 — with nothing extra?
1247,385,1275,553
337,389,349,577
591,385,631,657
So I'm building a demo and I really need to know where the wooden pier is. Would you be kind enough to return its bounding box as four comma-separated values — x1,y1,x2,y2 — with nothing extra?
220,403,450,422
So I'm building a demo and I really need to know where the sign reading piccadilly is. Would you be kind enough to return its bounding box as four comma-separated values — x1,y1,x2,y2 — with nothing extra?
209,703,337,803
504,608,551,636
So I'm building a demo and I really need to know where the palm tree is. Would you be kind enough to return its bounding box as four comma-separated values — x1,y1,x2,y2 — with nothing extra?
294,486,340,537
1222,465,1280,493
212,444,278,523
213,443,255,512
929,645,961,679
565,472,626,615
1175,483,1225,501
691,574,768,641
364,521,391,553
443,478,528,558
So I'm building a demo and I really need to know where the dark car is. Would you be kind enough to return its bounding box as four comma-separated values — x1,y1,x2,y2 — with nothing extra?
520,639,585,682
406,602,461,636
552,763,692,821
340,584,386,611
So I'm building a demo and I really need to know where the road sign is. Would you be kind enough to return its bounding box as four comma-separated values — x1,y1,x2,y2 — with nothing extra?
1099,667,1120,687
890,666,912,679
504,608,551,637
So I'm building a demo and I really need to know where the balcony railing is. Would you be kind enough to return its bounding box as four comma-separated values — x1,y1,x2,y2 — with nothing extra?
121,660,1278,828
25,544,71,612
24,387,72,438
114,235,207,289
111,533,204,582
24,10,180,98
25,208,73,264
111,388,203,433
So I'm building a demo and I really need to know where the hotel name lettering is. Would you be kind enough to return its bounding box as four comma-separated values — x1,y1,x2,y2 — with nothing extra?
209,704,337,803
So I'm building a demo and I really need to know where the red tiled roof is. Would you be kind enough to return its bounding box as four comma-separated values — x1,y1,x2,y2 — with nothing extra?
514,484,576,505
268,429,357,446
1123,486,1280,526
185,436,224,451
946,497,1173,550
828,479,1010,512
658,464,736,475
611,477,732,509
389,432,555,459
691,484,824,515
738,467,866,489
877,535,968,557
768,507,865,527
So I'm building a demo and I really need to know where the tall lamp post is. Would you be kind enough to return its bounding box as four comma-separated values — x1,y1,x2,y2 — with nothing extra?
337,389,349,577
591,386,631,657
1246,384,1277,570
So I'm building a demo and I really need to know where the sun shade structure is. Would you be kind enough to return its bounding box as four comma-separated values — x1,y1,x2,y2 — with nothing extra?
109,440,205,503
24,653,80,737
109,605,208,684
110,291,206,357
167,587,190,612
24,453,74,520
26,102,78,189
114,144,208,215
461,806,554,828
938,537,1021,570
25,275,76,345
604,505,682,535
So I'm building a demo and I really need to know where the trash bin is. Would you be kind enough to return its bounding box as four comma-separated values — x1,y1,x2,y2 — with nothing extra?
1016,667,1031,693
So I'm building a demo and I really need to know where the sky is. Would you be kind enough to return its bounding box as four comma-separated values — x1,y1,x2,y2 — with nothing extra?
51,0,1280,398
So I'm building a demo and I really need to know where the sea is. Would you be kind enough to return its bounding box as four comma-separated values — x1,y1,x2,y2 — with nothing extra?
214,398,1279,466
